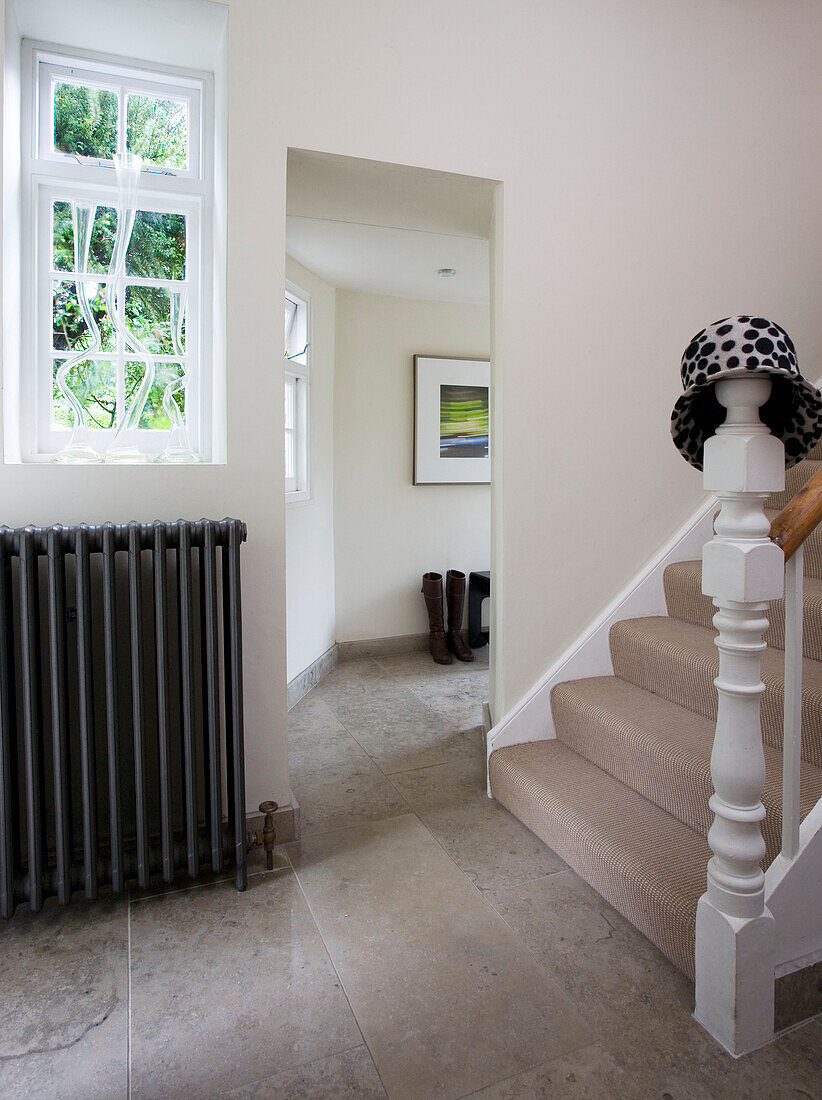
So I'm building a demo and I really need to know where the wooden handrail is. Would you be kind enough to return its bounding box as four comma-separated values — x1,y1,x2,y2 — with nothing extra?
770,465,822,561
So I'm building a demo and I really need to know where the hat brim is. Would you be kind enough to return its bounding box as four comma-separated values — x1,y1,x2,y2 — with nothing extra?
671,367,822,471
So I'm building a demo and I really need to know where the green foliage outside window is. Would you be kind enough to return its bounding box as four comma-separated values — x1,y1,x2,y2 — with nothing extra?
126,95,188,169
50,82,188,431
53,83,187,169
53,83,117,159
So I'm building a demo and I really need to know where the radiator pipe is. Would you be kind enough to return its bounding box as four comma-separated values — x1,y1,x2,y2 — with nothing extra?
247,801,279,871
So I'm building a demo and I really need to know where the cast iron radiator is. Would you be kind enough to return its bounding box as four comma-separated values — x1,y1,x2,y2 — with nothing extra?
0,518,248,918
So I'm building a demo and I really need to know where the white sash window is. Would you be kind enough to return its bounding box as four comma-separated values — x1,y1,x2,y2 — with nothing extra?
19,44,214,460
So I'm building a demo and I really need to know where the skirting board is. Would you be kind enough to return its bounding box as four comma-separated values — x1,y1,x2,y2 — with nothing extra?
287,644,340,710
288,633,438,709
336,633,430,660
246,793,301,845
487,492,717,759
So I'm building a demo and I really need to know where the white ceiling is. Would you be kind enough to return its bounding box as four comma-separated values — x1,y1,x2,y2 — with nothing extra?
286,217,490,304
286,150,494,303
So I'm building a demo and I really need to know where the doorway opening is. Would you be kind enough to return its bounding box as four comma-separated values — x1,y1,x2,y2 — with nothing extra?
283,149,498,831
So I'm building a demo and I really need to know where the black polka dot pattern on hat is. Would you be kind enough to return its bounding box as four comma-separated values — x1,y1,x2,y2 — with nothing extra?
671,315,822,471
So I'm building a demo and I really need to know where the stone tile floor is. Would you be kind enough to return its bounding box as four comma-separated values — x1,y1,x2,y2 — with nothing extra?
2,646,821,1098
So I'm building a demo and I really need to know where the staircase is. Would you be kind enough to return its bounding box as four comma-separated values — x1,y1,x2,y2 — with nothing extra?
489,442,822,983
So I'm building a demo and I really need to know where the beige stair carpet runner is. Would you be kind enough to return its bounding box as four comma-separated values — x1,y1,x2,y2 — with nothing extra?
489,444,822,980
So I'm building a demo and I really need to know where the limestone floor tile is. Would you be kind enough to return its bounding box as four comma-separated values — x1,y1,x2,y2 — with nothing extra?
289,725,371,770
316,660,394,707
779,1015,822,1070
223,1045,387,1098
129,870,362,1098
288,814,592,1100
408,671,489,717
464,1042,643,1099
603,1005,822,1100
345,708,481,774
0,895,128,1099
330,688,439,732
376,648,489,681
289,749,412,836
374,658,488,699
393,766,566,892
390,754,489,813
483,868,689,1036
288,691,347,733
483,871,822,1098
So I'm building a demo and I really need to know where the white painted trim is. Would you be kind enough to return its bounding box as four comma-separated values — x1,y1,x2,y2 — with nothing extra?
287,642,339,709
487,491,717,759
766,794,822,971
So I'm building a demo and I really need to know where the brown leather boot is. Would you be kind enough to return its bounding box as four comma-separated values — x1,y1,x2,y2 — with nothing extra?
445,570,474,662
421,572,452,664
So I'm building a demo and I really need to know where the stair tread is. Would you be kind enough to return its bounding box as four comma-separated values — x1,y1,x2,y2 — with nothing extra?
664,560,822,661
666,559,822,605
489,739,709,978
612,614,822,694
551,675,822,864
610,615,822,771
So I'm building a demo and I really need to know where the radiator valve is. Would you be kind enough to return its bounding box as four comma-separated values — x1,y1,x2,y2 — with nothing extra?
247,800,279,870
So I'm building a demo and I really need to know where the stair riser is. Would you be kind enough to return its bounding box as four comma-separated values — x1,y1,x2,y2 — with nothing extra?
609,623,822,771
664,571,822,664
552,684,712,833
551,683,787,866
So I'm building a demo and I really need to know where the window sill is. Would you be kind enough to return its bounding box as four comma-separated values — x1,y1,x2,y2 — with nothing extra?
286,489,311,504
13,453,219,466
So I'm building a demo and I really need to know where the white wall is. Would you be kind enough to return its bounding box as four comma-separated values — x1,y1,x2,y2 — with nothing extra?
334,290,490,641
285,255,336,680
260,0,822,723
3,0,822,806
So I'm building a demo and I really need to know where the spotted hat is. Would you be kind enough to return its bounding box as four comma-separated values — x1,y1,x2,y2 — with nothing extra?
671,315,822,471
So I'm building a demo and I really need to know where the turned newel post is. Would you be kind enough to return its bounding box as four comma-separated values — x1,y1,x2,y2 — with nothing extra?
694,374,783,1054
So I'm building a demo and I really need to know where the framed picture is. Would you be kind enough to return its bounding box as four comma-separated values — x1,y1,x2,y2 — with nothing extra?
414,356,490,484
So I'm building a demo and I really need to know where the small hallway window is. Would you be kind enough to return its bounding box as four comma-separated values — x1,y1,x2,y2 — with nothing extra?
17,44,216,462
284,287,309,499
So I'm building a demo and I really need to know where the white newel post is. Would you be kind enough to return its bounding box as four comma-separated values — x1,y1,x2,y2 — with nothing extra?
694,375,784,1055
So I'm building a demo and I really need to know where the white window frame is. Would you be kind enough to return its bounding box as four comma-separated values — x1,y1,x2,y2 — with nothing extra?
19,41,215,462
284,283,310,501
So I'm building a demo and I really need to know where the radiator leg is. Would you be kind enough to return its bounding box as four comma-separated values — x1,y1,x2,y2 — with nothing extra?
76,524,98,900
47,528,72,905
128,522,149,890
177,521,198,877
0,535,18,919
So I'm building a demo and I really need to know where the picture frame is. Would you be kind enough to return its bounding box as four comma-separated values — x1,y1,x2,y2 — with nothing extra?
413,355,490,484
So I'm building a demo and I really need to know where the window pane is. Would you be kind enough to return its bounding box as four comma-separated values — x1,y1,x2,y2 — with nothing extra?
53,203,184,280
53,203,118,276
53,82,118,160
52,279,114,352
124,286,175,354
284,428,295,480
134,360,185,429
284,376,296,430
52,202,73,272
52,357,117,429
284,298,297,353
126,212,186,279
126,94,188,170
